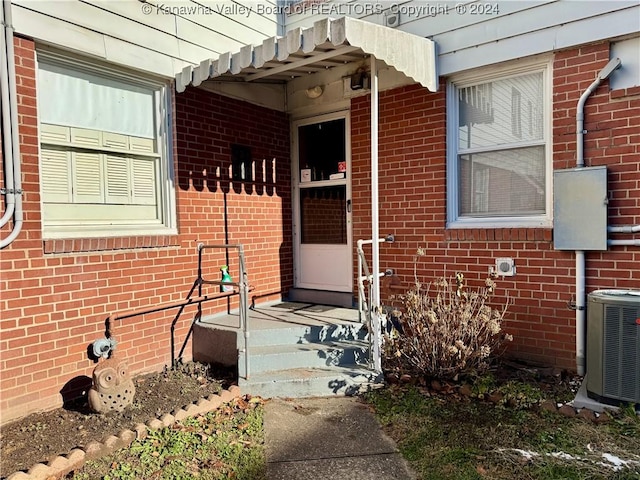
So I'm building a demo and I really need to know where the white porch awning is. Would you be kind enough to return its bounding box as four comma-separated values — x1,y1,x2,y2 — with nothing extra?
175,16,438,93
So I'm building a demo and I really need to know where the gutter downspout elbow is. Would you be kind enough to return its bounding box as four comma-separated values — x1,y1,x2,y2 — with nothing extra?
576,79,600,168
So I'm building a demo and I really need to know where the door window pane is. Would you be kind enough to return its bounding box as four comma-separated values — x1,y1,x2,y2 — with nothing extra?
300,185,347,244
298,119,346,182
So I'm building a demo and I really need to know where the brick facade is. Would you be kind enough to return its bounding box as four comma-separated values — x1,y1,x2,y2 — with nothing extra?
1,36,638,423
351,41,639,369
0,37,291,423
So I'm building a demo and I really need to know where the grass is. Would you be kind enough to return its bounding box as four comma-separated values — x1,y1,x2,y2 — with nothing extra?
364,384,640,480
64,377,639,480
68,396,266,480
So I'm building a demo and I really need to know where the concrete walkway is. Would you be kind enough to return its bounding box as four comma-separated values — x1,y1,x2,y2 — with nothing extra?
264,396,417,480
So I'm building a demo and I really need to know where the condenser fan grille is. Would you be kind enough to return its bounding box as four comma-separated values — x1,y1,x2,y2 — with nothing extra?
602,304,640,403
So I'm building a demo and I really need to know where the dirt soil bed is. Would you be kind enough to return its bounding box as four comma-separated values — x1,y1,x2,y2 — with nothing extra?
0,362,235,479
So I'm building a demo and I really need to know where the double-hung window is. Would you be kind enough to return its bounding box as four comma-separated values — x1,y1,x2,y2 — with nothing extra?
37,52,176,239
447,58,551,228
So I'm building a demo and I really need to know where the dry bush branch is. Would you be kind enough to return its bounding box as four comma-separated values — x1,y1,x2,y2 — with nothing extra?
385,248,513,380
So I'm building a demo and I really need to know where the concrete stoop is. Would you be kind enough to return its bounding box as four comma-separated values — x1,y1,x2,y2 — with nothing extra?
194,302,382,399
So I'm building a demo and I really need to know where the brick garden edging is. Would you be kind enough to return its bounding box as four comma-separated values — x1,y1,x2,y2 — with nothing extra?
5,386,242,480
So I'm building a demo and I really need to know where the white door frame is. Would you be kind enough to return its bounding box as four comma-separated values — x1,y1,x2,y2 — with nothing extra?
292,110,352,292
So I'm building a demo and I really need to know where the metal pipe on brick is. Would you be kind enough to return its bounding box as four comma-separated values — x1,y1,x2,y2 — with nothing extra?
574,57,621,376
0,1,24,248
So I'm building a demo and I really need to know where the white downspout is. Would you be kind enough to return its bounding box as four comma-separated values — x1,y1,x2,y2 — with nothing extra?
370,55,382,374
574,57,621,376
0,1,23,248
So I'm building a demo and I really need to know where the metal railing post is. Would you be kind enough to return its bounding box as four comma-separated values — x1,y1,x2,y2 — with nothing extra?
238,244,250,380
355,235,394,371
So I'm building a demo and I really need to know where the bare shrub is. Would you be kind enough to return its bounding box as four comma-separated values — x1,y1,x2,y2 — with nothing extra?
385,248,513,380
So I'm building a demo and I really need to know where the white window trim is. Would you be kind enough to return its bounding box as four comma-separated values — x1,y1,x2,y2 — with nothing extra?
36,50,177,239
446,55,553,229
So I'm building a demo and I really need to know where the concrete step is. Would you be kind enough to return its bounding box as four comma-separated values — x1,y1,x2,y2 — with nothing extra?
246,322,368,347
239,365,383,399
239,340,369,376
193,302,379,399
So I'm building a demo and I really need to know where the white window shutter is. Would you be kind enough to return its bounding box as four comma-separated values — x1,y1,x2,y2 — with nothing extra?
103,132,129,151
72,151,103,203
131,158,157,205
71,128,101,149
41,124,70,144
41,147,72,202
105,154,131,203
129,136,155,154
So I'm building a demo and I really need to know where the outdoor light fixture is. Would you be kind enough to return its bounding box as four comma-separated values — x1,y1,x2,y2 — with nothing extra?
350,71,369,90
305,85,324,98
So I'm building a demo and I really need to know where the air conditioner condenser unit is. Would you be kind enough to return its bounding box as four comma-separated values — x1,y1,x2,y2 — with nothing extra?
586,289,640,406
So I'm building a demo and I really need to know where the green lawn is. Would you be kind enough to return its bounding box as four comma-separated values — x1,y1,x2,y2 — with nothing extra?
364,385,640,480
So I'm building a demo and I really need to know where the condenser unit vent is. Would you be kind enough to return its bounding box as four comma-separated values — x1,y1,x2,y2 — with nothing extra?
586,289,640,406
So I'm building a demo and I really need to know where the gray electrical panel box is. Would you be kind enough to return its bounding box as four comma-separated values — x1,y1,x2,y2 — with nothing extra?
553,166,608,251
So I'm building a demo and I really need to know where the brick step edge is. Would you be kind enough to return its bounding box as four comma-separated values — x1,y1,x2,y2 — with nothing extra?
5,385,242,480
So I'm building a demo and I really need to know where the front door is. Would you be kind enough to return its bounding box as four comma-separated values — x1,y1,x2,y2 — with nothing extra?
293,112,352,292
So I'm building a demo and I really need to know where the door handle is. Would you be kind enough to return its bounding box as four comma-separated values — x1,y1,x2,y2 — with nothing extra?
346,199,352,213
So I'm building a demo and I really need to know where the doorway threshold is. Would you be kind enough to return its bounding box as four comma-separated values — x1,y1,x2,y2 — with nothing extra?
287,288,354,308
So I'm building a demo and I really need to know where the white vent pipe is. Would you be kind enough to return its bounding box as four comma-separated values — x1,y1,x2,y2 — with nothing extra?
609,239,640,246
0,1,23,248
608,225,640,234
574,57,621,376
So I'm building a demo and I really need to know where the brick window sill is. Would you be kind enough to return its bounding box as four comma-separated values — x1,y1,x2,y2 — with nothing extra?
43,235,180,254
444,227,553,242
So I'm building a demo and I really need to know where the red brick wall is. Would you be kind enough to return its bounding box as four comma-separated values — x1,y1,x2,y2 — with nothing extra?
352,41,639,370
0,37,291,423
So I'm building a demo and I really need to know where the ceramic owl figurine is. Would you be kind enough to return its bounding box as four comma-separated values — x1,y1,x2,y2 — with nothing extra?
88,355,135,414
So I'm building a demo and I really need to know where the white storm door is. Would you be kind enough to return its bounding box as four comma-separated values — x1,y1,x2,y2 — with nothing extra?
293,113,352,292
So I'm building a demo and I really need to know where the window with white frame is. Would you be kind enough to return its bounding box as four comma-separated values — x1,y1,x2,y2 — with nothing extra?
447,59,551,227
37,53,176,238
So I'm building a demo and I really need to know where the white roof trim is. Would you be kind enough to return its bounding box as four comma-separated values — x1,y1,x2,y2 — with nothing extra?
176,17,438,93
